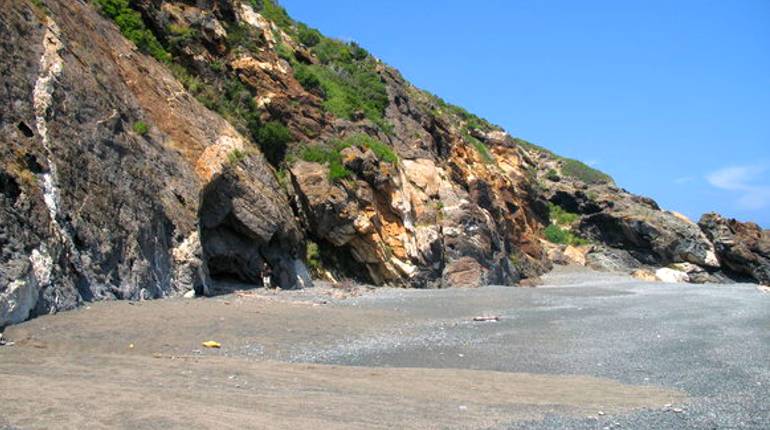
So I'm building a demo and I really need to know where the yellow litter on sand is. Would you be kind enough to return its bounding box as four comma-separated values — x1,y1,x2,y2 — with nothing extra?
202,340,221,349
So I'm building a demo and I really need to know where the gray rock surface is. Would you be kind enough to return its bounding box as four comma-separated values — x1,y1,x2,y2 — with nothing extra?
699,212,770,285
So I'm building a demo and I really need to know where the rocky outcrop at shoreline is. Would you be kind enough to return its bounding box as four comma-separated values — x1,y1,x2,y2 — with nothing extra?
1,0,766,326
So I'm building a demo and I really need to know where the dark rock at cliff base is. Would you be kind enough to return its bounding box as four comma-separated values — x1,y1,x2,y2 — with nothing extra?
699,213,770,285
0,0,309,326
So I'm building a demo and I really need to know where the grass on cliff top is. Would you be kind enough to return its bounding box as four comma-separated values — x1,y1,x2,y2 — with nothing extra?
560,159,613,185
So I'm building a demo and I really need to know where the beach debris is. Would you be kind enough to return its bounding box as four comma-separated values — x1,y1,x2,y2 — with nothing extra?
472,315,500,322
0,333,11,347
757,285,770,294
598,411,605,416
129,343,134,349
202,340,222,349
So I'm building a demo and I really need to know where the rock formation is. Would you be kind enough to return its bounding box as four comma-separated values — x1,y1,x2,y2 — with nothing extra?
699,213,770,285
1,0,767,325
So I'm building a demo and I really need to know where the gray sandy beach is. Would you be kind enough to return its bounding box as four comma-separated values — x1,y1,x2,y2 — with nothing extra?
1,268,768,429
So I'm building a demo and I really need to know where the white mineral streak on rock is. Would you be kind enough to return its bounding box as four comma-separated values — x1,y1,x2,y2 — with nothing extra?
30,247,53,287
4,18,71,324
33,18,64,227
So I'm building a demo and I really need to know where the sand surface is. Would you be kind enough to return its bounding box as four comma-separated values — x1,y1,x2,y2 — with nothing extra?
1,268,768,429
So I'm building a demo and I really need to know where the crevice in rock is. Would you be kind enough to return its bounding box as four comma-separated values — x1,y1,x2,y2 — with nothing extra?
17,121,34,137
0,171,21,202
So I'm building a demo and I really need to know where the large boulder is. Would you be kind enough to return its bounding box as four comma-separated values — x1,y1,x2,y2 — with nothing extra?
699,213,770,285
579,204,719,269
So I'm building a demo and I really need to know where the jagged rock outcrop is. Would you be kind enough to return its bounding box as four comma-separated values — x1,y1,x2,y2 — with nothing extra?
699,213,770,285
523,146,727,276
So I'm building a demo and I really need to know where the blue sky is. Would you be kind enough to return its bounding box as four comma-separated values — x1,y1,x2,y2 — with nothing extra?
281,0,770,227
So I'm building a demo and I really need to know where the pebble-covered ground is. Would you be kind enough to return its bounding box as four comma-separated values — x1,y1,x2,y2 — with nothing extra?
1,268,768,429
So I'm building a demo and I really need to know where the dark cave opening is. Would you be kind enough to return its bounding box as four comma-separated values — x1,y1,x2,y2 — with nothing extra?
198,175,269,291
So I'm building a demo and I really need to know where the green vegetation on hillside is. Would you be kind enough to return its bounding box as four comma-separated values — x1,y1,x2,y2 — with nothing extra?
469,135,494,164
544,203,588,246
560,159,612,185
548,203,579,225
288,37,390,132
342,133,398,164
93,0,170,62
543,224,588,246
298,133,396,181
256,121,293,166
227,148,247,165
245,1,392,133
299,142,351,181
95,0,297,168
297,24,321,47
132,121,149,135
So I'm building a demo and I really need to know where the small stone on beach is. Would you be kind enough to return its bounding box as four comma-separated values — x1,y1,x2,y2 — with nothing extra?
472,316,500,322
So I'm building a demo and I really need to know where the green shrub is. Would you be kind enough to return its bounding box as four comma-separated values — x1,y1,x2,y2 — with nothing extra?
299,145,351,181
469,137,494,164
259,0,293,30
306,241,322,272
561,159,613,185
297,25,321,47
29,0,49,14
308,62,389,131
350,42,368,61
544,224,588,246
210,60,224,72
226,23,260,52
227,148,246,165
275,43,294,62
167,23,196,51
294,64,322,92
94,0,170,62
256,121,293,166
132,121,149,135
548,203,579,225
313,38,353,64
546,169,560,181
339,133,397,164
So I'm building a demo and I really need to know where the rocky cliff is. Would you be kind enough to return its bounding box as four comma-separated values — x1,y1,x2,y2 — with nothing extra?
1,0,767,326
